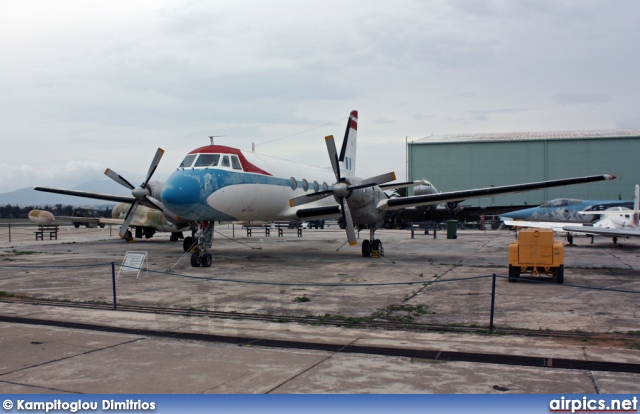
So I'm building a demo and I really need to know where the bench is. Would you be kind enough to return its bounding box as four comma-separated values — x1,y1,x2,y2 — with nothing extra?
34,225,59,240
274,222,302,237
245,225,271,237
409,223,438,239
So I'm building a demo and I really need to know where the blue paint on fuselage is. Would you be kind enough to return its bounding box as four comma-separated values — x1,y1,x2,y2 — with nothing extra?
502,199,633,222
161,168,294,221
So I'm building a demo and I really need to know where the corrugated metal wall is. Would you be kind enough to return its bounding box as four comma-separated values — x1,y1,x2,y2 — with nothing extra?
408,137,639,206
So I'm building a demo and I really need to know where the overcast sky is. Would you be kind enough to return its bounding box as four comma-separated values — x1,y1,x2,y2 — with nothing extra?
1,0,638,194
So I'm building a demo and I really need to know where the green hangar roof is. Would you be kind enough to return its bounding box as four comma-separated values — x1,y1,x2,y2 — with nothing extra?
412,129,640,144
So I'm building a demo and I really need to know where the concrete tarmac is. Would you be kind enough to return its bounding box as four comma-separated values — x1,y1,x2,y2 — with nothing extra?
0,224,639,393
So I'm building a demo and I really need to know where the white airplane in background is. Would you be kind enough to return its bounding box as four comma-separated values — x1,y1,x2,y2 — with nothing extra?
36,110,616,267
28,203,189,242
504,185,640,245
562,185,640,245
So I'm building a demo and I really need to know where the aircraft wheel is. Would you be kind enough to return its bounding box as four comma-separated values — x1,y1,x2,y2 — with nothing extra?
555,265,564,284
374,239,384,257
124,230,133,240
183,236,194,252
190,252,202,267
74,223,80,228
508,265,520,283
201,252,213,268
362,239,371,257
99,223,105,228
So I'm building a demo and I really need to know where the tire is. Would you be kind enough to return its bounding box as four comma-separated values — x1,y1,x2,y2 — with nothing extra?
183,236,194,252
508,265,519,283
555,265,564,284
190,252,202,267
99,223,105,228
124,230,133,241
73,223,80,228
362,239,371,257
201,252,213,268
372,239,384,257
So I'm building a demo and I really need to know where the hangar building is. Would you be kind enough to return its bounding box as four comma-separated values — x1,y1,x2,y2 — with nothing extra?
407,129,640,207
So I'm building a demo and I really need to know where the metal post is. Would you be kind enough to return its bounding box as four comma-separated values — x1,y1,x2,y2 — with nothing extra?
489,273,497,332
232,224,235,238
8,224,10,242
111,262,117,310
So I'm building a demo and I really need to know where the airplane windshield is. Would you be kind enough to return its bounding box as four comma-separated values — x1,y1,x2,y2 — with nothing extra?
194,154,220,167
179,154,197,168
540,198,583,207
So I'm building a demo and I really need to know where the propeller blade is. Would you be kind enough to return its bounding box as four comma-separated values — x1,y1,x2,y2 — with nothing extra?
352,172,397,188
289,190,333,207
105,168,135,190
142,148,165,186
119,200,139,238
340,199,357,246
144,196,172,217
325,135,341,182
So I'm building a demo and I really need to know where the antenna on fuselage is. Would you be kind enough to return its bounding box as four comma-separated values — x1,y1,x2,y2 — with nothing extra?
252,142,255,152
209,135,225,145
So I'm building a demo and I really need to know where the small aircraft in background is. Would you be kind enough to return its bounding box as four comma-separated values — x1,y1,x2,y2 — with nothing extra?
562,185,640,245
500,198,633,223
28,203,188,242
36,110,616,267
503,185,640,245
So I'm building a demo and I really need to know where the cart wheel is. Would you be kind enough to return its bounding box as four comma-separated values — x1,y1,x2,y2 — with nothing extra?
508,265,519,283
555,265,564,284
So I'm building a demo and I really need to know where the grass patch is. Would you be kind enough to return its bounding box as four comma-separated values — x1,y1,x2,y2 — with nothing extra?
293,296,310,303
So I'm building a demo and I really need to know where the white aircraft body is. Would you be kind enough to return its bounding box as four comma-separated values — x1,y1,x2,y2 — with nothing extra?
35,110,616,267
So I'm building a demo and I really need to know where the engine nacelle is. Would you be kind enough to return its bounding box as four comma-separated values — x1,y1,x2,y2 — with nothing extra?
146,180,164,200
339,178,386,225
446,201,464,215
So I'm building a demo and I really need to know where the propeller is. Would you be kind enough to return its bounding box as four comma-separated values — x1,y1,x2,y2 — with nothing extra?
104,148,168,238
289,135,396,247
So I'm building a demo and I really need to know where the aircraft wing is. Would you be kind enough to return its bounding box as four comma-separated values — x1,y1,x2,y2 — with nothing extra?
376,174,615,211
34,187,135,204
562,226,640,238
503,219,583,232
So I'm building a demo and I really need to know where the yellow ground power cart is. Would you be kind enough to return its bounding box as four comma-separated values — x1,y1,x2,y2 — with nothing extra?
508,228,564,284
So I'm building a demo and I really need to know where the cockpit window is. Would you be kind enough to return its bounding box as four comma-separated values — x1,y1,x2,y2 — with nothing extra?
231,155,242,170
194,154,220,167
179,154,197,168
221,156,230,167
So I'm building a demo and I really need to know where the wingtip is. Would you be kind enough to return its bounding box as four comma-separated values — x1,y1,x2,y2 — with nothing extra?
325,135,334,141
289,199,294,208
606,174,616,180
104,168,111,175
349,241,358,246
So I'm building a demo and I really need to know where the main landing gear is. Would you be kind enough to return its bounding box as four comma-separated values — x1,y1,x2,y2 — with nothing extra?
361,229,384,258
182,221,214,267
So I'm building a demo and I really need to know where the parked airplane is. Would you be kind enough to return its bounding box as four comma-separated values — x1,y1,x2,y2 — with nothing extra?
28,204,188,242
501,198,633,223
562,185,640,244
383,179,529,228
35,110,615,267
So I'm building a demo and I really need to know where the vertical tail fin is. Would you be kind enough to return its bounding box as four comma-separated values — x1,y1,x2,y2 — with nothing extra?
339,110,358,177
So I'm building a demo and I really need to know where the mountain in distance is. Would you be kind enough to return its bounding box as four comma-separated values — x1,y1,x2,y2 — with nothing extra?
0,179,137,206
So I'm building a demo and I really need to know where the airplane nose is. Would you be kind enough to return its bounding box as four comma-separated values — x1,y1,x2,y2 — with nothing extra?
161,173,203,215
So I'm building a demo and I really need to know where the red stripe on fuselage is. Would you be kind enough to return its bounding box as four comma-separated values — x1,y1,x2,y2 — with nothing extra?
188,145,272,176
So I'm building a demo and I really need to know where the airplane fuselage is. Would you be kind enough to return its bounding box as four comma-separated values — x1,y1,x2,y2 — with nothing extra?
161,145,356,223
501,198,634,223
